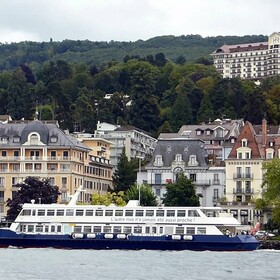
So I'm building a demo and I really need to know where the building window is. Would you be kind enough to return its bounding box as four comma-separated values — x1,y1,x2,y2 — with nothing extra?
14,151,19,158
155,174,162,184
188,155,198,166
189,174,196,182
30,134,39,145
0,177,4,187
196,130,201,136
51,151,56,159
1,151,7,157
241,139,248,147
236,181,242,193
175,154,182,162
62,177,67,187
238,152,242,159
213,189,219,200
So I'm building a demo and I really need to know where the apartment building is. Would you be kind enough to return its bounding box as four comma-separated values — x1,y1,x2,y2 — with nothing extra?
178,118,244,164
94,121,157,171
211,32,280,79
0,120,112,216
224,119,280,225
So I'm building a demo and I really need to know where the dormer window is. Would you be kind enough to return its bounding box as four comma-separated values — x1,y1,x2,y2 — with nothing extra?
167,145,171,152
30,134,39,145
205,130,211,135
196,130,202,136
266,148,274,160
154,155,163,166
188,155,198,166
13,136,20,143
0,136,8,144
241,138,248,147
175,154,182,162
50,135,58,143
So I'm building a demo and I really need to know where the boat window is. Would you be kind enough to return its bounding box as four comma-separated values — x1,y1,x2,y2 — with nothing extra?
167,210,175,217
93,226,101,233
105,210,113,216
27,225,34,232
22,209,31,216
74,226,82,233
66,209,74,216
47,210,55,216
175,227,184,234
57,210,65,216
85,210,94,216
186,227,195,235
123,226,132,234
145,227,150,234
103,226,111,233
35,225,43,232
20,225,27,232
45,225,49,232
146,210,154,216
51,225,55,232
188,210,200,217
76,210,84,216
152,227,156,233
115,210,123,216
113,226,122,233
177,210,186,217
84,226,92,233
159,227,163,234
136,210,144,217
125,210,133,216
57,225,62,232
32,210,36,216
96,210,103,216
197,227,206,234
134,226,142,234
156,210,164,217
38,209,45,216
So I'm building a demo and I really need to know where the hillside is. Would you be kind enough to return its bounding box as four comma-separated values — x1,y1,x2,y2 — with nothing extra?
0,34,268,71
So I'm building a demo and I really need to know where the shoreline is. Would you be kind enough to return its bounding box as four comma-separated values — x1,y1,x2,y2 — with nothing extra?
259,240,280,250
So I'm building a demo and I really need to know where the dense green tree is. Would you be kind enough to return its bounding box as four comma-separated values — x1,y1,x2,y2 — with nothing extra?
7,67,33,120
112,149,137,192
6,177,60,221
162,173,200,206
125,184,158,206
257,159,280,225
157,120,173,136
91,191,126,206
197,93,215,123
169,90,192,131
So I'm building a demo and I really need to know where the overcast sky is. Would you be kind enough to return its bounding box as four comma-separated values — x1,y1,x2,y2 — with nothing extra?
0,0,278,43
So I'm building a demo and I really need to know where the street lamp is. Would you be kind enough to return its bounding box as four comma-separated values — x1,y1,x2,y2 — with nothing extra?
137,156,144,206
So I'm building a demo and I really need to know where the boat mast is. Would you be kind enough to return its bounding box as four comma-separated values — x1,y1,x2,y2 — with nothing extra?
68,185,84,206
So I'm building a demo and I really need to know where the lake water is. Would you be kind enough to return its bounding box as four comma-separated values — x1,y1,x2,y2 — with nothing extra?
0,248,279,280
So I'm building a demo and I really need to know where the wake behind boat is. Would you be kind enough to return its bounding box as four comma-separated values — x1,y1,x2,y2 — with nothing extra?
0,188,259,251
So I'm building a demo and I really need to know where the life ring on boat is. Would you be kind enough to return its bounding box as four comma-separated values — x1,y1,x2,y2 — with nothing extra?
71,233,84,239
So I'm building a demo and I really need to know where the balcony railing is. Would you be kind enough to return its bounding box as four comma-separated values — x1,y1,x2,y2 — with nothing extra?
212,179,220,185
233,188,254,194
233,173,253,179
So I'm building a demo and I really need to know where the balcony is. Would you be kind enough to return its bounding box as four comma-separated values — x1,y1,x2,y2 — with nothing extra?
233,173,253,180
233,188,254,194
193,180,211,186
212,179,220,185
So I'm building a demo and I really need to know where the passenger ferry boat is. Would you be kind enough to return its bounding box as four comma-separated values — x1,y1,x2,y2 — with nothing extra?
0,188,259,251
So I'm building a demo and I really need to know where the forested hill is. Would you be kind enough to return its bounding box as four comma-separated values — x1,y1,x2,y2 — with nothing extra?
0,34,267,71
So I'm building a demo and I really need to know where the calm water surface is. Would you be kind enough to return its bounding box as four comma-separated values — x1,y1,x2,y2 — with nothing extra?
0,248,279,280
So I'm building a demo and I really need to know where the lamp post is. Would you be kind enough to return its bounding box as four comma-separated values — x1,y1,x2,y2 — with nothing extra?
137,156,144,206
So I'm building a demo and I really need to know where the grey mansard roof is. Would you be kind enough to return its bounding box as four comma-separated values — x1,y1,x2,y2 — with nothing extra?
0,120,90,150
147,136,209,168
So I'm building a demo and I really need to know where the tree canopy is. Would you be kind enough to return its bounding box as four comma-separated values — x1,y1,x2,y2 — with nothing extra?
125,184,158,206
255,159,280,226
91,191,126,206
6,177,60,221
162,173,200,206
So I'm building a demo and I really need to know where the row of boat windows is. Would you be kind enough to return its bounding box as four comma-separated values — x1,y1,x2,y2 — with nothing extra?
18,224,207,235
20,208,201,218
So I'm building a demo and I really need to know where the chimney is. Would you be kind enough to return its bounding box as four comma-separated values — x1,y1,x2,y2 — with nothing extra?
262,119,267,147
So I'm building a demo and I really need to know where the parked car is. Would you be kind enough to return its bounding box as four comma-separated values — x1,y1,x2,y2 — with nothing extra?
255,231,275,239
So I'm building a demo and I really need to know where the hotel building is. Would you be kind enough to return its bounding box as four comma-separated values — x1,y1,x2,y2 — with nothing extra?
211,32,280,79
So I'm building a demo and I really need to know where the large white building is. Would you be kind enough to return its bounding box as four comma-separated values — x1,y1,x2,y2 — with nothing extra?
211,32,280,79
138,133,225,207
